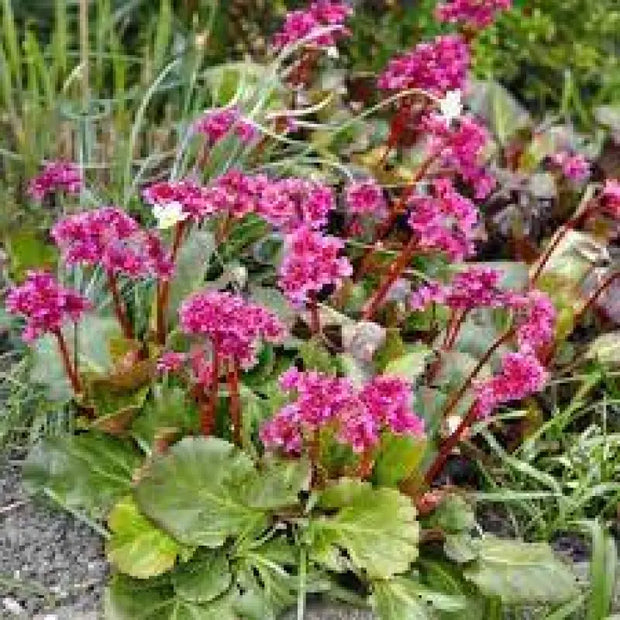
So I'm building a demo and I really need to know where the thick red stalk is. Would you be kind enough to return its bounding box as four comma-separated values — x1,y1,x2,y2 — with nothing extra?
53,329,82,394
202,338,220,436
107,271,134,340
227,357,242,447
362,236,418,320
308,294,321,335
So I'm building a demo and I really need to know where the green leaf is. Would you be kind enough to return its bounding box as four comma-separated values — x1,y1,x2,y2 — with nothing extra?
165,230,215,323
463,537,579,605
308,479,419,579
374,435,427,487
171,548,232,603
4,230,58,281
23,433,141,518
444,533,479,564
426,494,475,534
383,345,431,382
31,316,123,402
244,456,310,509
372,576,467,620
586,332,620,367
106,496,182,579
105,573,238,620
134,437,276,547
132,385,199,448
299,337,340,374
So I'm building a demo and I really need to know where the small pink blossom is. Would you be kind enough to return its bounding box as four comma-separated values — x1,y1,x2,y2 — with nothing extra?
377,35,470,96
157,351,187,374
601,180,620,219
179,291,286,367
474,352,548,418
410,282,446,311
143,180,214,222
6,271,90,343
273,1,352,50
407,178,479,260
194,106,257,146
278,226,353,306
513,290,556,354
345,179,387,218
52,208,173,280
445,267,507,310
207,170,270,219
436,0,512,29
550,151,590,182
27,162,82,202
258,178,335,231
423,113,496,199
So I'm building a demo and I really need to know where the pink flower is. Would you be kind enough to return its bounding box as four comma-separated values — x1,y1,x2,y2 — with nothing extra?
377,35,470,96
273,1,352,50
278,226,353,306
258,178,335,231
179,291,286,367
52,208,173,280
27,162,82,203
550,151,590,182
423,113,496,199
410,282,446,311
261,371,424,455
193,106,257,145
157,351,187,374
407,178,479,260
207,170,270,219
445,267,507,310
513,290,556,354
143,180,214,222
436,0,512,29
601,180,620,219
6,271,90,343
474,352,548,418
345,179,387,217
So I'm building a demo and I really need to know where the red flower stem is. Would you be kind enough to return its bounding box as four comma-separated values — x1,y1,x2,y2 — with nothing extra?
362,236,418,320
444,309,469,350
357,449,374,480
107,271,134,340
437,328,514,427
227,357,242,447
202,338,220,436
424,401,475,486
156,220,187,344
308,294,321,335
53,329,82,394
309,428,322,487
543,271,620,366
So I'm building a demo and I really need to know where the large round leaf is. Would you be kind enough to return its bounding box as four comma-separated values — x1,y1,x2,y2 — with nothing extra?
134,437,266,547
106,496,183,579
23,433,141,518
307,479,420,579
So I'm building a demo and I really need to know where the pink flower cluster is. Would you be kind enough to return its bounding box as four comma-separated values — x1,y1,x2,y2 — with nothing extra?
179,290,285,367
258,177,335,231
260,368,425,454
345,179,387,218
208,170,270,219
193,107,257,146
444,267,513,310
157,351,187,374
6,271,90,343
410,282,446,311
143,180,215,222
474,352,548,418
377,34,470,96
424,114,496,199
51,207,173,279
550,151,590,182
278,226,352,306
407,178,479,260
513,290,556,354
601,180,620,219
436,0,512,29
27,162,82,203
273,1,352,50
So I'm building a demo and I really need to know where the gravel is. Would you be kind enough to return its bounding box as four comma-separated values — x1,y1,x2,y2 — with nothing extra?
0,458,106,619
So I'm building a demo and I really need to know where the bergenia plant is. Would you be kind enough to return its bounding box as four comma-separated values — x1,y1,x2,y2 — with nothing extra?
7,1,619,618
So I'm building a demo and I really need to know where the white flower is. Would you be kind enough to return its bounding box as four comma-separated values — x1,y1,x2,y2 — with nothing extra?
439,90,463,124
152,201,189,230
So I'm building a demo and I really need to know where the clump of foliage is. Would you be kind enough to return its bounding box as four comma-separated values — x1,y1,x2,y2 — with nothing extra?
2,1,620,618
